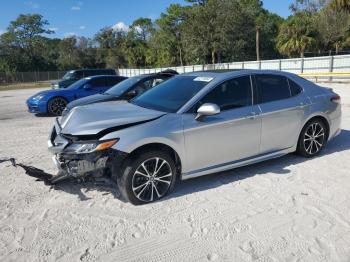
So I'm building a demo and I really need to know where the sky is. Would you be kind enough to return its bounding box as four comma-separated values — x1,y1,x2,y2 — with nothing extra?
0,0,294,38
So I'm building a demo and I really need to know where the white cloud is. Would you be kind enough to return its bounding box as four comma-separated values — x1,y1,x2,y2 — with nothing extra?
64,32,76,38
28,1,39,9
111,22,129,32
71,6,80,11
134,25,142,33
49,27,59,32
79,25,86,30
0,29,6,35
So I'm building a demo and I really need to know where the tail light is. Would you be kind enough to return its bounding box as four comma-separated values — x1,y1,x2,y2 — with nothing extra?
331,95,341,104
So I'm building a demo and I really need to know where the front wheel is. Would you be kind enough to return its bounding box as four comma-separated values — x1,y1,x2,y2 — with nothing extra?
297,119,327,157
117,151,177,205
47,97,67,116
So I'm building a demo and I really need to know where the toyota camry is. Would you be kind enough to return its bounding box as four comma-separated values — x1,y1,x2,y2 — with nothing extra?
48,70,341,205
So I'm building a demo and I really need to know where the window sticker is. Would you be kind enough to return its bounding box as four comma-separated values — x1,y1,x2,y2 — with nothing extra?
193,77,214,82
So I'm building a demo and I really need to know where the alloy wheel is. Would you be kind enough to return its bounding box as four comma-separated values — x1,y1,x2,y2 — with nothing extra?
49,97,67,115
132,157,173,202
303,122,325,155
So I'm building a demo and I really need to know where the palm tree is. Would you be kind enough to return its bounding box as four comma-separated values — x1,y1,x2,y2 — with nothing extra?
331,0,350,11
277,13,315,58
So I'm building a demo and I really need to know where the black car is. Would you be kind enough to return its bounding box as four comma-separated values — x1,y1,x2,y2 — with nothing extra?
62,69,178,116
52,69,117,89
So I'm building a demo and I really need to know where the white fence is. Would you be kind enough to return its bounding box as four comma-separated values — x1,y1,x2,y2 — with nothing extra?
119,54,350,82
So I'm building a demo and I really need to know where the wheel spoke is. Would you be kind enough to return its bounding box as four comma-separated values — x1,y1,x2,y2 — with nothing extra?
154,159,166,176
305,133,312,138
152,183,161,198
156,173,172,180
155,178,171,185
135,170,149,178
314,140,322,147
150,182,154,202
137,183,150,198
133,181,149,191
141,163,151,176
306,141,313,154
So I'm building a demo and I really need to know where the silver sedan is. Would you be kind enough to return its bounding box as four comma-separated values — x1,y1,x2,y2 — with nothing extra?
48,70,342,205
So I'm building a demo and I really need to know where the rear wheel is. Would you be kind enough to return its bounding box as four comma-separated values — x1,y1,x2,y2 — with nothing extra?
297,119,327,157
47,97,67,116
117,150,177,205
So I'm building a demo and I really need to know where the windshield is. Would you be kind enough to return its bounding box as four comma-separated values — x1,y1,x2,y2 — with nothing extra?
131,76,211,113
105,76,141,96
62,71,75,80
65,78,88,89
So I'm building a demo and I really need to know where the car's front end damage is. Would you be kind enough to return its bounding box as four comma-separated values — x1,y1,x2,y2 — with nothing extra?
48,118,128,183
47,101,166,183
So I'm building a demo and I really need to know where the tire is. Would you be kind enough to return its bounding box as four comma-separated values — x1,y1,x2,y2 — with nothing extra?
117,150,177,205
47,97,68,116
297,119,327,157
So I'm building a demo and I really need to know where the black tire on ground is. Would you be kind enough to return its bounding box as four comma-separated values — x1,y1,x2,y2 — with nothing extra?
117,150,177,205
47,97,68,116
297,118,327,158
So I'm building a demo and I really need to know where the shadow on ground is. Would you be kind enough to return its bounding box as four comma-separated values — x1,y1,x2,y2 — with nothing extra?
4,129,350,203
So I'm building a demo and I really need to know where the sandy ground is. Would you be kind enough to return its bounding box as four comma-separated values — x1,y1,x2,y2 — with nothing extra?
0,83,350,262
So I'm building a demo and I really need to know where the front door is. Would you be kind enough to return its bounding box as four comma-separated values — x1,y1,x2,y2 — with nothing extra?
182,75,261,175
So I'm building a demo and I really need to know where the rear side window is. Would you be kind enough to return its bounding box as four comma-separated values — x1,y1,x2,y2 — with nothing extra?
255,75,290,103
197,76,252,111
288,79,303,96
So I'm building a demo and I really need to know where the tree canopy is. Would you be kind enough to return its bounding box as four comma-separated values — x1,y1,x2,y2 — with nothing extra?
1,0,350,73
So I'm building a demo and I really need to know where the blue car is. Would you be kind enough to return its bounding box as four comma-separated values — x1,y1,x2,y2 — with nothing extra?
26,75,127,115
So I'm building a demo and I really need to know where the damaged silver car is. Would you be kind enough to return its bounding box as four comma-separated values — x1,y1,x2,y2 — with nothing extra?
48,70,342,205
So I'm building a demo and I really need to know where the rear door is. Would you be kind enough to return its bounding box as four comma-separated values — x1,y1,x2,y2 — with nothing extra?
254,74,309,154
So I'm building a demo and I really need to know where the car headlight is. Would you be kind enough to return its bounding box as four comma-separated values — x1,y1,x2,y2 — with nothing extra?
34,94,45,100
66,139,119,154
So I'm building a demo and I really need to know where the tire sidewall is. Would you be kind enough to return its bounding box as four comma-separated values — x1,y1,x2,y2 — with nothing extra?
117,150,177,205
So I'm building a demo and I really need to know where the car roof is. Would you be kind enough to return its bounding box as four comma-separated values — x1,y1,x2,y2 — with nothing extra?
75,68,115,71
183,69,296,79
83,75,125,80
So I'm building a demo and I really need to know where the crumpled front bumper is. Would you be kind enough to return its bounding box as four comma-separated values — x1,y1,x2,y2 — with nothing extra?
48,118,127,183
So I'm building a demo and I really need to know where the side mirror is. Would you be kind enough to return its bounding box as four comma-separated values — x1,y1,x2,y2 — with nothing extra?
195,103,220,121
83,83,92,90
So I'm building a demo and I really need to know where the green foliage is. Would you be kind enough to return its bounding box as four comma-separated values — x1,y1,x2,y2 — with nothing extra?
277,12,316,57
1,1,350,72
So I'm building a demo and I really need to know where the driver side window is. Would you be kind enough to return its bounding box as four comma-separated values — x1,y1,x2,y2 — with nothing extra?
195,76,252,112
89,78,106,88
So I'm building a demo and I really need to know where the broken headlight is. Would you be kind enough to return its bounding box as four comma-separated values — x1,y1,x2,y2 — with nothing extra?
65,139,119,154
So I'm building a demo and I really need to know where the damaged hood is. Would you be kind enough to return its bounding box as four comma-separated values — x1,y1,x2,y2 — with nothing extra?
60,100,166,136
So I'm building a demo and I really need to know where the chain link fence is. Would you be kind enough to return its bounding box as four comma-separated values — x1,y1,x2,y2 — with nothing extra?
0,71,66,85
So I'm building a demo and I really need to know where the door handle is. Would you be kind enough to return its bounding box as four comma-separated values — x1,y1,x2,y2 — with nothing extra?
298,102,308,108
246,112,257,119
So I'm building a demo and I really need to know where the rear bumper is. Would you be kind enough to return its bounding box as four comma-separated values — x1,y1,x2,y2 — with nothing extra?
329,115,342,140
